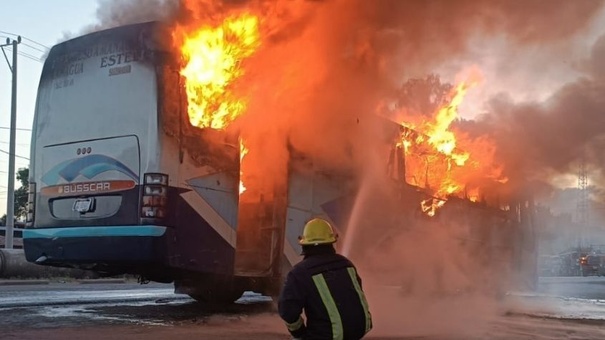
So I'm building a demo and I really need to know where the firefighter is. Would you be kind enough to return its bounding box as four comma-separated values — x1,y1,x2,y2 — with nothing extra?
278,218,372,340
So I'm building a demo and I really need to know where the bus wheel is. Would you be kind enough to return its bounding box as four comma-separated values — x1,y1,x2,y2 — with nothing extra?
175,276,244,304
187,287,244,304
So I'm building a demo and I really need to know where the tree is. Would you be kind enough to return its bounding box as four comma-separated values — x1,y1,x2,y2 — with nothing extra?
1,167,29,225
15,167,29,220
393,74,453,117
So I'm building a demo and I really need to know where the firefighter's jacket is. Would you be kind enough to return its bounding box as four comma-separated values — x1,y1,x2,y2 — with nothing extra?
278,251,372,340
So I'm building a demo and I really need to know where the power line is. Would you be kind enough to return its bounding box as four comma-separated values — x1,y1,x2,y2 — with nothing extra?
22,42,47,54
0,159,29,164
0,30,49,49
19,53,42,63
0,141,29,146
0,149,29,160
0,158,28,162
0,36,47,54
4,47,42,63
17,50,42,62
17,52,41,63
0,36,45,63
0,127,31,132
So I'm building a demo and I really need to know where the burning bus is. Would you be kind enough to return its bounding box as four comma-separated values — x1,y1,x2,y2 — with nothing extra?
23,22,255,301
22,20,537,302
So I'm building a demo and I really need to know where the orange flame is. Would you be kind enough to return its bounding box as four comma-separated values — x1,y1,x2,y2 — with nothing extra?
426,81,473,165
466,187,480,202
399,77,506,216
174,13,261,130
421,198,446,217
239,138,248,194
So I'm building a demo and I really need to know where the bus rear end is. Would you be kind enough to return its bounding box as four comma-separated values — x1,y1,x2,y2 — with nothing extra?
23,22,172,281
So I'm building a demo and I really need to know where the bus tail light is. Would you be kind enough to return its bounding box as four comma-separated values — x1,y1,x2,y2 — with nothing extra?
141,173,168,219
26,182,36,226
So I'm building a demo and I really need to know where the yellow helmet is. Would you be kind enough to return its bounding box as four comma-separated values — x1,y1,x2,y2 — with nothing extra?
298,218,338,245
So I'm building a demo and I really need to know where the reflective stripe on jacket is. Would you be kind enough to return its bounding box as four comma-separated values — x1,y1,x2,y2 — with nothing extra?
278,252,372,340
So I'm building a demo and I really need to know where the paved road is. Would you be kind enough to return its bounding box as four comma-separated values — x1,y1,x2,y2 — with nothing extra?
0,281,191,330
0,281,187,308
0,280,288,340
0,277,605,339
538,276,605,299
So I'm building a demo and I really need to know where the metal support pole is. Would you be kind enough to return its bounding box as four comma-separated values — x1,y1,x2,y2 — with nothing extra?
5,38,19,249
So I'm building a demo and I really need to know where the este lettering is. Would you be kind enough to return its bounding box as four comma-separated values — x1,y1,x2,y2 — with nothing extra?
100,51,142,68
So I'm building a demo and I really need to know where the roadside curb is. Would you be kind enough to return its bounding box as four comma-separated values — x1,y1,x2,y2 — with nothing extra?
77,278,127,284
0,279,50,286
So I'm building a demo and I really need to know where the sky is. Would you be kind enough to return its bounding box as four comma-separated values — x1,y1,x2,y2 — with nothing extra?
0,0,98,216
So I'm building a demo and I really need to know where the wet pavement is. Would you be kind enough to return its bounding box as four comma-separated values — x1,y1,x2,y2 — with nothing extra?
0,280,289,340
1,278,605,339
0,281,276,330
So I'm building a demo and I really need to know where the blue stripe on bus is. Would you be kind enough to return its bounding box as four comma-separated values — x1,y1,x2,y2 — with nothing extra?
23,225,167,239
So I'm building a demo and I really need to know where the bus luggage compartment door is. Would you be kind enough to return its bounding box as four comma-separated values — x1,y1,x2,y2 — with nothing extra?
233,180,287,278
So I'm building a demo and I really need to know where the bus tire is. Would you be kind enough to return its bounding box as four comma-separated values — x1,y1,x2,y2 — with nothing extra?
187,287,244,304
175,275,244,304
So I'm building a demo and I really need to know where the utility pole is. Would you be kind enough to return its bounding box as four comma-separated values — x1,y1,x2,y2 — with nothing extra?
576,158,589,250
1,36,21,249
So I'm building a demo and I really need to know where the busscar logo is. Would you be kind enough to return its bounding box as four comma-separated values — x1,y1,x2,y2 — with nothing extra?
58,182,111,194
42,180,136,196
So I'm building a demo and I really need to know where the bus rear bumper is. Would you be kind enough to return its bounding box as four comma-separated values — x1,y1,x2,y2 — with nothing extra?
22,225,168,270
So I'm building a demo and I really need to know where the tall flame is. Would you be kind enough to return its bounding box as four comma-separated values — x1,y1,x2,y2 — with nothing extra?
426,82,472,166
175,14,261,130
399,77,505,216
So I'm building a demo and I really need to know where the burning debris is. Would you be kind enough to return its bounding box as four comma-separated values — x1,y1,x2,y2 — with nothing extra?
388,77,507,216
